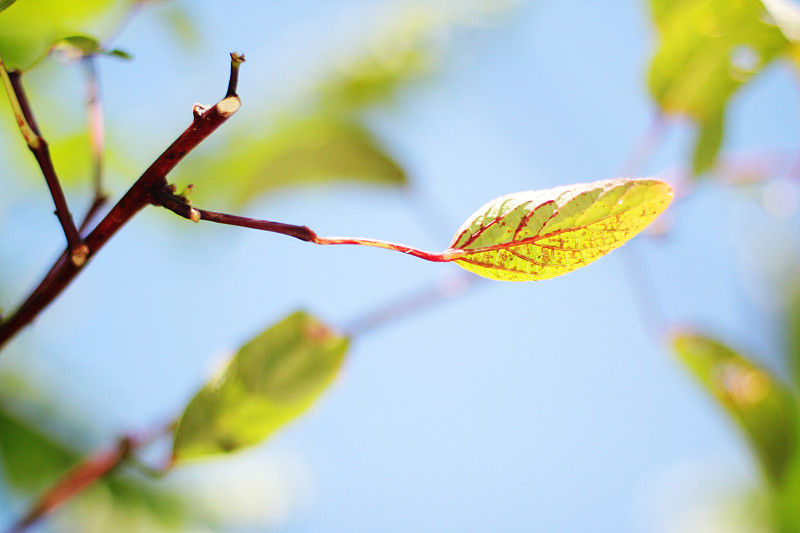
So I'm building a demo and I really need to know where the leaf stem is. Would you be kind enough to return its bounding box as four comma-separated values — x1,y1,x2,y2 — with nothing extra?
226,52,245,98
153,188,451,262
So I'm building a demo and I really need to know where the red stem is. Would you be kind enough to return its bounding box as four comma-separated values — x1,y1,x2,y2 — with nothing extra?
152,189,451,263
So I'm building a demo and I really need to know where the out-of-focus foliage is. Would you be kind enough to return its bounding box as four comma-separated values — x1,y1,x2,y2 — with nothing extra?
177,6,467,207
172,311,348,461
0,0,17,14
671,329,800,532
186,115,407,207
647,0,800,175
0,405,188,533
447,178,673,281
671,331,800,485
50,35,132,60
0,0,133,70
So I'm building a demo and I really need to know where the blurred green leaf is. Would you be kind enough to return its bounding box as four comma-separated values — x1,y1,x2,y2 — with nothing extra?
0,0,131,70
647,0,796,176
692,111,725,175
0,408,76,491
182,116,406,206
788,281,800,390
49,34,133,61
319,8,443,110
173,311,349,461
52,35,102,56
0,0,18,14
671,331,800,485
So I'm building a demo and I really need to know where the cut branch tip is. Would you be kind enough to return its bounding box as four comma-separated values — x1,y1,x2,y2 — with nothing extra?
217,96,241,116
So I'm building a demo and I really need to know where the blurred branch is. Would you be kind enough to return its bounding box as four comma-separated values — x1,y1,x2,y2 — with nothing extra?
5,437,134,533
619,112,667,178
342,270,482,336
0,55,244,352
78,55,109,233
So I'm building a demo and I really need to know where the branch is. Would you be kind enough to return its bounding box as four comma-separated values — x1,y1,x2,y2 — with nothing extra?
0,55,245,352
5,438,133,533
0,54,85,264
4,418,175,533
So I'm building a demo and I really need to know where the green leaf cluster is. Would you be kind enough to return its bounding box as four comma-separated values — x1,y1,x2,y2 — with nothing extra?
172,311,349,461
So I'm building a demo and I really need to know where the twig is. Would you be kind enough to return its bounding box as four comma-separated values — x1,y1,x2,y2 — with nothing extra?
618,112,667,178
342,270,481,336
0,54,85,264
4,417,175,533
0,55,244,352
78,55,109,233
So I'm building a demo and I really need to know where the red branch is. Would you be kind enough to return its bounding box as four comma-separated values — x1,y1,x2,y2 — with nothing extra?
0,77,243,352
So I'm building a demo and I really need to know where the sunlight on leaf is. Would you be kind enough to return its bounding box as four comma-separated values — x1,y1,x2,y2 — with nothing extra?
647,0,799,176
172,311,349,461
444,178,672,282
671,330,800,485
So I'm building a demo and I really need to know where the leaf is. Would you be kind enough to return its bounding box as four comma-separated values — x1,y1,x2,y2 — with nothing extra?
647,0,795,175
444,178,673,282
0,0,129,70
51,35,103,57
179,116,407,207
172,311,349,461
692,111,725,175
787,281,800,389
671,331,800,485
0,0,18,14
49,35,132,61
762,0,800,69
0,408,75,491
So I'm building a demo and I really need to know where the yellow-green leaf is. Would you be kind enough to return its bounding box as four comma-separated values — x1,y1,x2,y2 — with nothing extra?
172,311,349,461
444,178,673,282
671,331,800,485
